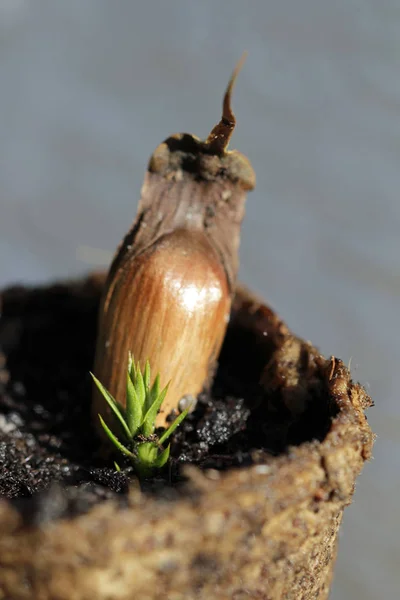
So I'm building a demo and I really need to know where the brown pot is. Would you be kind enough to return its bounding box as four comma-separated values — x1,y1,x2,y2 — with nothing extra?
0,277,374,600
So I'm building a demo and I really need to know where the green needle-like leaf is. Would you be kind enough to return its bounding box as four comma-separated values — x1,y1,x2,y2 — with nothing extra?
126,372,142,436
159,409,189,445
143,360,151,393
145,374,160,413
154,444,170,468
98,415,135,458
135,363,146,409
128,351,136,381
142,383,169,437
114,461,121,472
91,373,131,440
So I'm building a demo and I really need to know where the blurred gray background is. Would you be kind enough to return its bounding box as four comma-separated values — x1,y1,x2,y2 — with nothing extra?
0,1,398,597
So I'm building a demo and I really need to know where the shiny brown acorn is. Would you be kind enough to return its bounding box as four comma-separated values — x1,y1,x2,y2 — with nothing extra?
93,57,255,428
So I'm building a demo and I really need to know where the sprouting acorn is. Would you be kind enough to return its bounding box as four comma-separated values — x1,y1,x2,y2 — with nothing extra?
93,56,255,428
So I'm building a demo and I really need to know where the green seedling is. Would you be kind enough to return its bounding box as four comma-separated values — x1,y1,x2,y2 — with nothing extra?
91,353,189,478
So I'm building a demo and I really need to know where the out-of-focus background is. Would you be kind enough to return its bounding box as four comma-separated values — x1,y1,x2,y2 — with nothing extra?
0,1,398,597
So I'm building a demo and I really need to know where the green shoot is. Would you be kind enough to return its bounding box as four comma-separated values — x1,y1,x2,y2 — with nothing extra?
91,353,190,478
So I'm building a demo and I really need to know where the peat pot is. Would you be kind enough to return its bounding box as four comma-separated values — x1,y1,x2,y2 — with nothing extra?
0,275,374,600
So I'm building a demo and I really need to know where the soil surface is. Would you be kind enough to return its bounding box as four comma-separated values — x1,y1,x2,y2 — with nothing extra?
0,276,334,522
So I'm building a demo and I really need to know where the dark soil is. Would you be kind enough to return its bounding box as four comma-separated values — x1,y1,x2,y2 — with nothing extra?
0,276,334,523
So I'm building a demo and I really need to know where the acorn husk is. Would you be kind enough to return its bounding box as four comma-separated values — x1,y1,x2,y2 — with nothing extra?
0,279,374,600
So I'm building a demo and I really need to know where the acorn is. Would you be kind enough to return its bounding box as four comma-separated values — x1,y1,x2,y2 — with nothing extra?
93,57,255,428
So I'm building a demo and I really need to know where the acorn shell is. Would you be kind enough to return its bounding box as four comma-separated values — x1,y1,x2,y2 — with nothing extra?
93,228,230,427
